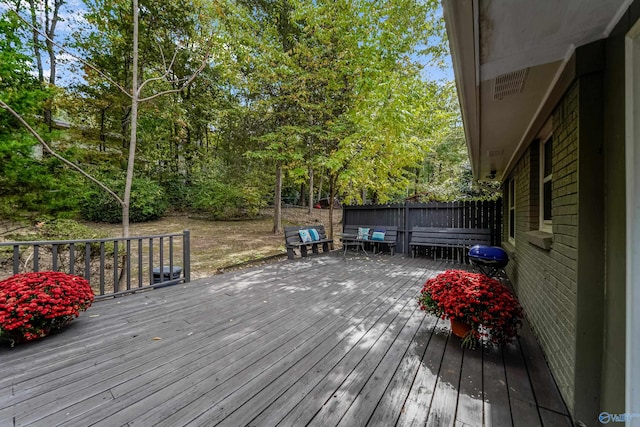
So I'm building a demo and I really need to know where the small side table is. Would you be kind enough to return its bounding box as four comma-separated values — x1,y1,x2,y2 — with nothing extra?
340,234,368,256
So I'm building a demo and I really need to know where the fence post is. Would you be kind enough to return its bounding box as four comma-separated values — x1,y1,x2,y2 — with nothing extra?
183,230,191,283
404,201,411,255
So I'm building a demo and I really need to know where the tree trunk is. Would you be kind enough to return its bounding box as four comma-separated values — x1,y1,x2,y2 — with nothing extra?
299,183,305,207
122,0,140,238
328,175,336,244
308,167,314,214
28,1,44,83
317,171,324,202
99,109,106,151
273,163,283,233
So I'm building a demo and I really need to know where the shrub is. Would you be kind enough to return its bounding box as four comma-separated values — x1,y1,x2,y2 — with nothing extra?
80,176,168,223
159,174,191,210
190,180,266,219
36,218,107,241
0,271,94,345
0,138,84,219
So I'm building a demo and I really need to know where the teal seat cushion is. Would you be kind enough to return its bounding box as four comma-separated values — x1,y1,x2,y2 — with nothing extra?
299,229,312,243
372,231,386,241
309,228,320,241
357,227,370,240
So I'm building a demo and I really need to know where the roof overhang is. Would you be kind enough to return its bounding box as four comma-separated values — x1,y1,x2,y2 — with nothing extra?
442,0,632,182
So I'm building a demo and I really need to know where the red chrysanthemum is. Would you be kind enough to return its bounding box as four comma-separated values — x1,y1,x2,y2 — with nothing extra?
418,270,523,346
0,271,94,345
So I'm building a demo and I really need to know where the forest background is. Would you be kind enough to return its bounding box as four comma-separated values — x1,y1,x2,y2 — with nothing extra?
0,0,499,246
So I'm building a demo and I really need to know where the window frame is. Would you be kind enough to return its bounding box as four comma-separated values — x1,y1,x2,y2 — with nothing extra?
539,121,553,233
508,177,516,244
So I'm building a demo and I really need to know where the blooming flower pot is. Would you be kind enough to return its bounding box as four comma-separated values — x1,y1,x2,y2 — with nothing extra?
418,270,523,346
450,318,472,338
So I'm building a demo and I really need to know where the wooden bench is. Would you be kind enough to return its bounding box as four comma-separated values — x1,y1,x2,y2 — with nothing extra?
409,227,491,260
342,225,398,255
284,225,333,260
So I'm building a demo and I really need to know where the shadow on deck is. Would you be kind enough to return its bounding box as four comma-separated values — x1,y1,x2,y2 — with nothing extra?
0,254,571,426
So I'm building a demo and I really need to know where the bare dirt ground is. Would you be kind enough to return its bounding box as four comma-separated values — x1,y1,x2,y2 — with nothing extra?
82,207,343,279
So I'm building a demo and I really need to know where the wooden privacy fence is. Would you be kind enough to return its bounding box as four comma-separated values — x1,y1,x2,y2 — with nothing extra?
342,201,502,257
0,231,191,299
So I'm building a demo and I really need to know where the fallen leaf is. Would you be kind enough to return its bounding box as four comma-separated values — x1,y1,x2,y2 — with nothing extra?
152,337,162,340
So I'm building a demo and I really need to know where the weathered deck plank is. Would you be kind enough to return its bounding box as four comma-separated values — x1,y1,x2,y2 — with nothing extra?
395,318,449,426
362,312,439,426
483,344,512,426
426,332,464,426
456,344,484,427
0,254,570,427
502,340,543,427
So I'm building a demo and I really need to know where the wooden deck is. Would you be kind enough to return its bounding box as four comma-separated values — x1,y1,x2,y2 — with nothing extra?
0,254,572,426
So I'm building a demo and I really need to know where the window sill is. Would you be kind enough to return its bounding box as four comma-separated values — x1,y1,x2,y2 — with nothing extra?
501,241,516,257
525,231,553,250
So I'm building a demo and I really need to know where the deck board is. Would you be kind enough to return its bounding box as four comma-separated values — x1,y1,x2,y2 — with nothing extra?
456,344,484,427
483,344,512,427
0,254,570,427
426,332,463,427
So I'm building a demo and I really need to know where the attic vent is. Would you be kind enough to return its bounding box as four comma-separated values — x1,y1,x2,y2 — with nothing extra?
493,69,528,100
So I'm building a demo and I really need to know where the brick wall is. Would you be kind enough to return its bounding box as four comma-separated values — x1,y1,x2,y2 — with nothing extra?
504,82,579,411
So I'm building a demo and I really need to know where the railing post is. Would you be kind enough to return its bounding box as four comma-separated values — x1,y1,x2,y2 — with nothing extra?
33,245,39,272
13,245,19,275
113,240,119,293
137,239,143,289
84,243,91,282
69,243,75,275
404,202,411,255
100,242,106,296
52,244,58,271
183,230,191,283
148,238,154,286
126,239,132,290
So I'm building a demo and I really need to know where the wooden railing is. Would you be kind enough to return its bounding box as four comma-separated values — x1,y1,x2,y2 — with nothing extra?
0,231,191,299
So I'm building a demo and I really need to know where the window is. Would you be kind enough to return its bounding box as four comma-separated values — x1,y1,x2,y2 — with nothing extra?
508,178,516,244
540,133,553,232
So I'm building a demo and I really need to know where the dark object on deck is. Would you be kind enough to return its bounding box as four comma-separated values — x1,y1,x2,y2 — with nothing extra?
284,225,333,260
468,245,509,277
153,266,183,286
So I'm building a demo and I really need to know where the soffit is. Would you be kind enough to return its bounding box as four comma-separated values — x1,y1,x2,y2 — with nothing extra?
443,0,631,181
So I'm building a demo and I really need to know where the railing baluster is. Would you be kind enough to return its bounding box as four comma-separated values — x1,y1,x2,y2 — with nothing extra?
113,241,119,293
184,230,191,282
126,239,131,290
69,243,75,275
100,242,105,296
138,239,143,289
169,236,174,283
85,243,91,281
159,237,164,283
149,238,154,286
52,244,58,271
33,245,39,272
13,245,19,275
